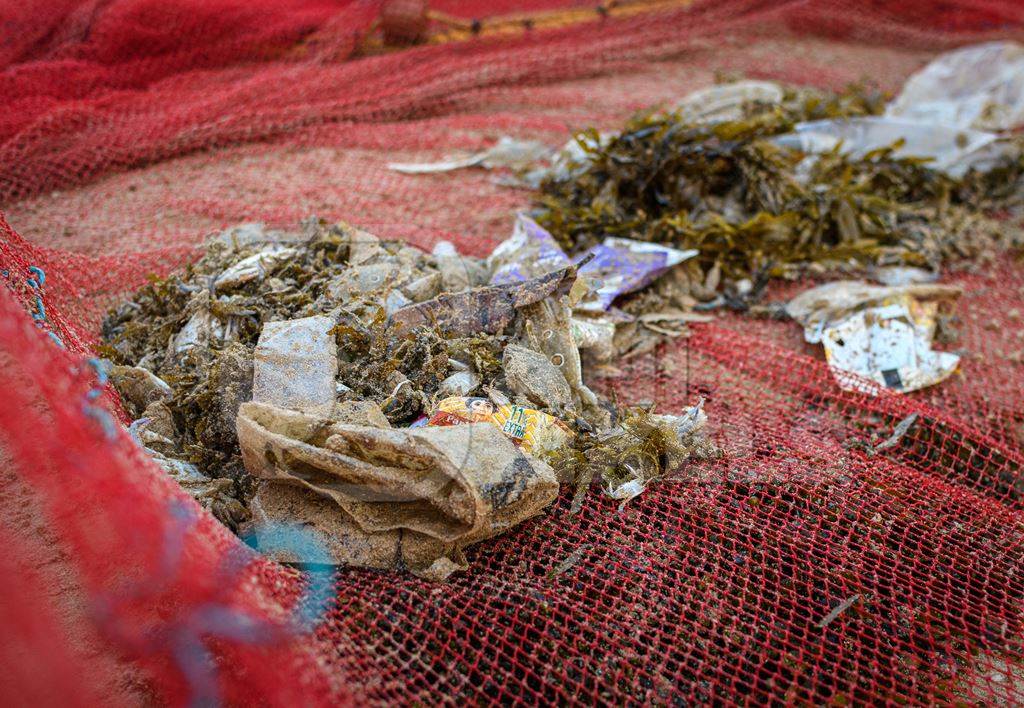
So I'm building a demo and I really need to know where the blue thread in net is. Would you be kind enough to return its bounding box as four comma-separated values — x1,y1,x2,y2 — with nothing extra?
94,500,337,708
25,265,65,347
27,265,45,287
82,358,116,439
239,522,337,631
82,404,119,440
86,358,109,387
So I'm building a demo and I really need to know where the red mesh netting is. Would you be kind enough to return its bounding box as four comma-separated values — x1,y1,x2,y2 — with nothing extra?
2,0,1024,704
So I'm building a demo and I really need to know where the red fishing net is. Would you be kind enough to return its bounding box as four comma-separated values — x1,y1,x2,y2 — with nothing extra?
2,0,1024,704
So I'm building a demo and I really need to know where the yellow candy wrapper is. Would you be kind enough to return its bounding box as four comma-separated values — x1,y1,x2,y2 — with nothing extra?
427,396,573,455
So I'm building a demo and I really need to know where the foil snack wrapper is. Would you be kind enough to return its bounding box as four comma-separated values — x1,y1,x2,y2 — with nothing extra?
427,396,573,455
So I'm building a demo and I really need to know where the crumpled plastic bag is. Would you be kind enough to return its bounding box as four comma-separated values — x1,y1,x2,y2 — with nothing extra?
577,238,697,311
236,401,559,580
775,42,1024,178
886,41,1024,131
489,214,572,285
787,281,962,393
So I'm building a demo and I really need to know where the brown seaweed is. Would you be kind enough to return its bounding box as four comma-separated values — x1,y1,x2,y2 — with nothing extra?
536,84,1024,301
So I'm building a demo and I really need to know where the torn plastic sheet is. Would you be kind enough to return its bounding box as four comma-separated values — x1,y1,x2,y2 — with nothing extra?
577,238,698,311
774,116,1013,178
171,307,225,356
787,281,962,393
387,136,551,174
786,280,962,344
252,315,338,415
886,41,1024,131
820,302,960,393
773,42,1024,178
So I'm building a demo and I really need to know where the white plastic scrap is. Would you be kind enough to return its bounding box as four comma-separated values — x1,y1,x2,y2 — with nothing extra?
674,80,784,124
868,265,938,287
387,136,551,174
606,477,647,501
213,245,298,291
252,315,339,414
171,309,225,355
651,399,707,441
886,41,1024,131
431,240,458,258
570,317,616,360
384,289,412,316
820,303,960,393
537,132,610,185
787,281,961,394
437,370,481,398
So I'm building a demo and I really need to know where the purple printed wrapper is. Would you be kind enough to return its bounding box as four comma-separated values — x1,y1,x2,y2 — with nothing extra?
487,216,696,309
576,238,697,311
488,214,570,285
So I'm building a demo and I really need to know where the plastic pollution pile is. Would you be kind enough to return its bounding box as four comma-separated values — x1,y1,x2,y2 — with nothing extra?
102,217,712,580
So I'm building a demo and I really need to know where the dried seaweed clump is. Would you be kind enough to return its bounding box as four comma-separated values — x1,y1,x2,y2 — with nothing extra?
536,84,1024,306
551,401,719,511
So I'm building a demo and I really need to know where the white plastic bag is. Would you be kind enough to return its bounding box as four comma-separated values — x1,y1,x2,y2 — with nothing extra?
886,41,1024,131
